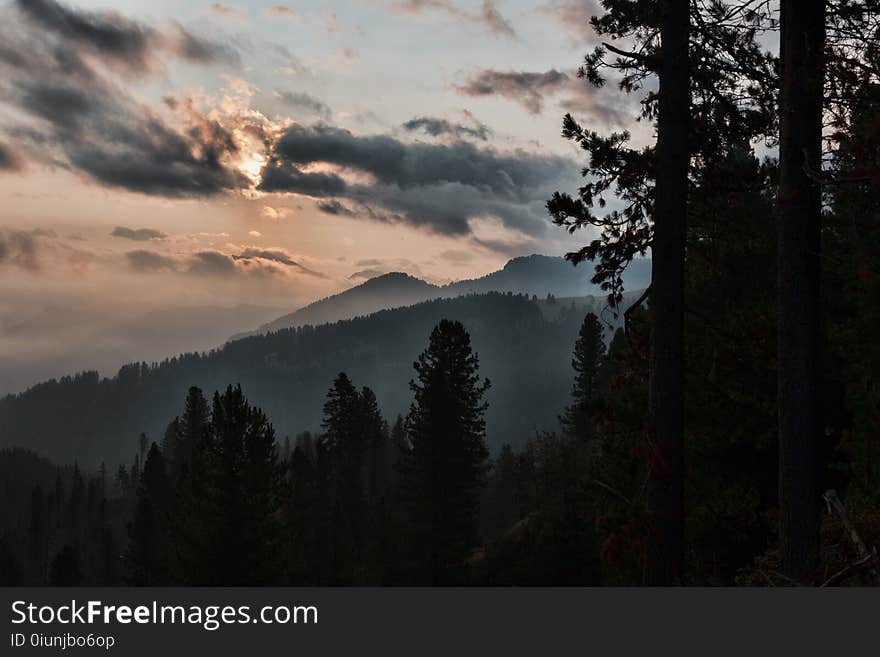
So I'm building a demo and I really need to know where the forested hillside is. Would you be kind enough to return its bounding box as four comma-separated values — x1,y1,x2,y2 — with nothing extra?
243,255,652,337
0,292,633,466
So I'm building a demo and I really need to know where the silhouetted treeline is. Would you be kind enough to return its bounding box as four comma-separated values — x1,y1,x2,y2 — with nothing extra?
0,292,632,467
0,315,625,585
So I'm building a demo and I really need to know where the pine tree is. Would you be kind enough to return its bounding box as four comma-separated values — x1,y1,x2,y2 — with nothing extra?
403,319,490,584
211,385,285,584
362,386,389,503
562,313,606,440
127,442,171,584
171,385,284,584
173,386,210,475
317,374,383,582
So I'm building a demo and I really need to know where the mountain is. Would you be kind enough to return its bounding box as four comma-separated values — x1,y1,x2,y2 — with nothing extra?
446,254,651,298
0,290,643,467
0,303,285,397
251,272,440,336
237,255,651,338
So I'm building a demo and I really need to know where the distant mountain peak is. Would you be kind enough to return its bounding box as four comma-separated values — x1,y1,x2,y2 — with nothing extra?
361,271,435,286
234,254,651,339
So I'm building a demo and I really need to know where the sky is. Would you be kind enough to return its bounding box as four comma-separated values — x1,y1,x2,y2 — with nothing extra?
0,0,644,394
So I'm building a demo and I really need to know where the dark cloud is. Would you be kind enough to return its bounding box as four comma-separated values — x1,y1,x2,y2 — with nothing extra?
454,69,569,114
265,124,564,194
125,249,177,272
0,228,97,275
316,200,356,216
259,162,348,197
391,0,516,38
0,230,44,272
402,116,491,141
455,67,627,123
0,142,24,171
233,247,326,277
172,26,239,65
275,91,332,119
111,226,167,241
188,248,320,278
479,0,516,38
188,250,240,276
4,76,247,197
15,0,154,73
0,0,248,197
13,0,237,74
259,123,573,238
126,247,325,278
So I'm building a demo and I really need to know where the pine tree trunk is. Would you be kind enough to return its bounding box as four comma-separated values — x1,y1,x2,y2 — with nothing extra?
645,0,689,585
777,0,825,582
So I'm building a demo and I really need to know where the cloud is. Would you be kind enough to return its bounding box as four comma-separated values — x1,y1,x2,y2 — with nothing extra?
402,116,491,141
261,206,289,220
14,0,155,74
125,246,325,279
275,91,332,119
171,26,239,65
13,0,238,75
349,268,386,280
187,250,240,276
111,226,167,241
348,256,425,280
125,249,178,272
557,83,628,126
316,200,356,216
454,67,627,123
391,0,516,39
209,3,240,17
0,230,41,272
539,0,601,43
269,43,309,75
479,0,516,38
454,69,569,114
0,142,24,171
248,230,262,237
0,0,250,197
438,249,473,264
233,247,325,277
258,123,574,240
0,228,99,275
269,6,300,21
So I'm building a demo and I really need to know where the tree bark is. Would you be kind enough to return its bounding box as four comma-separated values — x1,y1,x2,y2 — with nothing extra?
777,0,825,582
645,0,689,585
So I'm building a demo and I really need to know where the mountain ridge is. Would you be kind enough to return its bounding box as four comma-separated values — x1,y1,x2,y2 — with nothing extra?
236,254,651,339
0,290,644,466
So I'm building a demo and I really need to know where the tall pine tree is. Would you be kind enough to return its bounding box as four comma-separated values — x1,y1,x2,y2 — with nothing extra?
562,313,607,440
403,320,490,584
